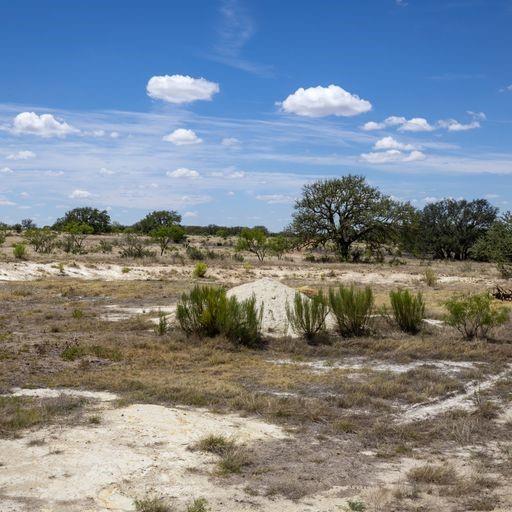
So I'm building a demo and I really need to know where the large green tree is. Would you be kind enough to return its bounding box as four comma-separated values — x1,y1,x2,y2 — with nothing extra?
53,207,111,234
290,175,412,260
419,199,497,260
134,210,182,234
471,212,512,262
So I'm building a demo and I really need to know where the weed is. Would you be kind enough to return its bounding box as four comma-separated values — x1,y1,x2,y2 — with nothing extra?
408,464,458,485
423,267,437,287
186,498,209,512
155,311,169,336
72,309,84,320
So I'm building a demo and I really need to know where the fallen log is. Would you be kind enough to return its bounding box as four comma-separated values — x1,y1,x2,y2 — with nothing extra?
493,285,512,301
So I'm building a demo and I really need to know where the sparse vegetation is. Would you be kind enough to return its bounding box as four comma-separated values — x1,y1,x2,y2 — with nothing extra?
13,242,27,259
134,497,172,512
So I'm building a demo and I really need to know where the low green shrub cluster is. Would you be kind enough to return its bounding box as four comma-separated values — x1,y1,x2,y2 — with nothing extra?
444,293,509,340
176,286,262,347
286,291,329,342
328,285,374,337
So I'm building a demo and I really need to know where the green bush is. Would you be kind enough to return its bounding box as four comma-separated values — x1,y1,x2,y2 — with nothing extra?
154,311,169,336
24,228,57,254
176,286,262,347
0,230,6,246
423,268,437,287
444,293,509,340
13,243,27,260
286,291,329,342
193,262,208,278
328,285,373,337
389,289,425,334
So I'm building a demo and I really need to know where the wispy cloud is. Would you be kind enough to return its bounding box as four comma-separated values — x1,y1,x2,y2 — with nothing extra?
209,0,272,76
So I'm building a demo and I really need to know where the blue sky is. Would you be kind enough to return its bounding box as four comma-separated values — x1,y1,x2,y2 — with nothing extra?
1,0,511,230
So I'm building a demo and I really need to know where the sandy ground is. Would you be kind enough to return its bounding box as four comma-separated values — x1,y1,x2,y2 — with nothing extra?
0,389,362,512
0,260,494,287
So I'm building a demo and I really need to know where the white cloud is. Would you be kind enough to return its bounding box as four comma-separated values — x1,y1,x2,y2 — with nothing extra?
221,137,240,146
374,136,415,151
147,74,220,104
162,128,202,145
20,192,30,198
0,198,15,205
211,167,245,178
183,211,198,218
11,112,78,137
45,170,64,177
256,194,295,204
166,167,200,179
437,119,480,131
69,189,92,199
499,84,512,92
6,150,36,160
361,149,426,164
361,116,406,131
398,117,434,132
280,84,372,117
424,196,438,203
0,166,14,174
99,167,116,175
110,131,120,139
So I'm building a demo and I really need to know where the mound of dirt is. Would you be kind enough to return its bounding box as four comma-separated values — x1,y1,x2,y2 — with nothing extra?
227,278,301,337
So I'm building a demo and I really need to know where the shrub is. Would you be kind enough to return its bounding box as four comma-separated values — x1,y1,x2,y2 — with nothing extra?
176,286,262,347
423,268,437,287
120,234,155,258
193,262,208,278
286,291,329,343
0,230,6,246
13,243,27,260
389,289,425,334
72,309,84,320
59,222,94,254
328,285,373,337
24,228,57,254
235,227,269,262
444,293,509,340
150,225,186,255
186,246,205,260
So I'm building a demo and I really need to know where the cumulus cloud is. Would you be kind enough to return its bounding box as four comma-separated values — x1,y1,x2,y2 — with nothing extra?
211,167,245,179
221,137,240,147
163,128,202,145
6,150,36,160
0,166,14,174
166,167,200,179
11,112,78,137
398,118,434,132
280,84,372,117
183,211,198,218
374,136,415,151
256,194,295,204
0,198,15,205
147,75,220,104
99,167,116,175
69,189,91,199
361,149,426,164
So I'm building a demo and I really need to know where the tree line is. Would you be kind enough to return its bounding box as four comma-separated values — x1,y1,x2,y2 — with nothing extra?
1,174,511,268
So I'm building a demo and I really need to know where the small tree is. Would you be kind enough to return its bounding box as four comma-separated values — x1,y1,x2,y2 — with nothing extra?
236,227,269,262
53,207,111,234
290,175,412,261
267,236,292,260
471,212,512,263
150,225,186,255
21,218,36,230
134,210,182,234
